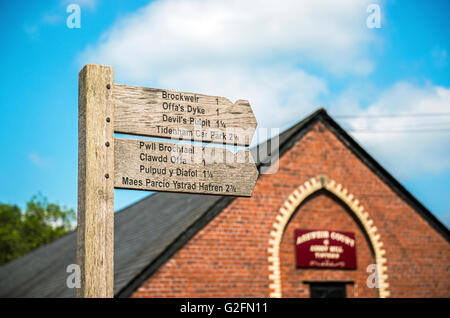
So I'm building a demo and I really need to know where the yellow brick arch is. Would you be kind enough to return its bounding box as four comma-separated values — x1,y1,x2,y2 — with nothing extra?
267,175,389,298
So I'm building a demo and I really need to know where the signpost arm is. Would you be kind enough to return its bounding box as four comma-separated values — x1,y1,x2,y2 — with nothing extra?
77,64,114,298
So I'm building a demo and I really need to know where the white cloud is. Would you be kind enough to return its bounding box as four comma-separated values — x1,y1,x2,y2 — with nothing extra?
42,13,62,25
80,0,378,128
431,47,448,68
332,82,450,178
23,24,38,36
80,0,377,79
29,152,50,168
86,0,374,77
80,0,449,181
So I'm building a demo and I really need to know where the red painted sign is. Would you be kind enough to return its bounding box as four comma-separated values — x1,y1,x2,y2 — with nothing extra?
294,229,357,269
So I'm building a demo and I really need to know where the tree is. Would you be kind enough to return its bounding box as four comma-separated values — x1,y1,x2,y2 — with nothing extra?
0,194,75,265
0,204,24,264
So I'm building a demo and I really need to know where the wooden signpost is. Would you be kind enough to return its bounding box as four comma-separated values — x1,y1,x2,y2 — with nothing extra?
77,64,258,297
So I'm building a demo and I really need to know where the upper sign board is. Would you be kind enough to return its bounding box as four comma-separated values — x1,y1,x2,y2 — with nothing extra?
113,84,257,146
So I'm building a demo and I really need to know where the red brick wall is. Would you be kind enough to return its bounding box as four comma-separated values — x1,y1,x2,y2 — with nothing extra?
132,121,450,298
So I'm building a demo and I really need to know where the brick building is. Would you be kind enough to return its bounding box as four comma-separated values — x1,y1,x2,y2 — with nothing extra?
1,109,449,298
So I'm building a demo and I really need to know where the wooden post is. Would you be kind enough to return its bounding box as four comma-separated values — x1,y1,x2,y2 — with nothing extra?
77,64,114,298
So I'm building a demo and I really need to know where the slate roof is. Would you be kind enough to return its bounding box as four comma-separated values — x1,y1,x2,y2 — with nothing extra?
0,109,448,298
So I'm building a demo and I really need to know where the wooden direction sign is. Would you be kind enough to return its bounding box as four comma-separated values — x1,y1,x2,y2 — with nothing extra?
114,84,257,146
114,139,258,196
77,64,259,298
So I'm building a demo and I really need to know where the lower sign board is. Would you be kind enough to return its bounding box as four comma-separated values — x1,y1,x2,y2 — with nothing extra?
114,138,258,196
294,229,357,269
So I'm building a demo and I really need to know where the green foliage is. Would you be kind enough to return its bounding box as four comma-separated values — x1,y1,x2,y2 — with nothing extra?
0,194,75,265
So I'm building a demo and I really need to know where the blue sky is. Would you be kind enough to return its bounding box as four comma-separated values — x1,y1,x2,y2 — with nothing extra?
0,0,449,226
